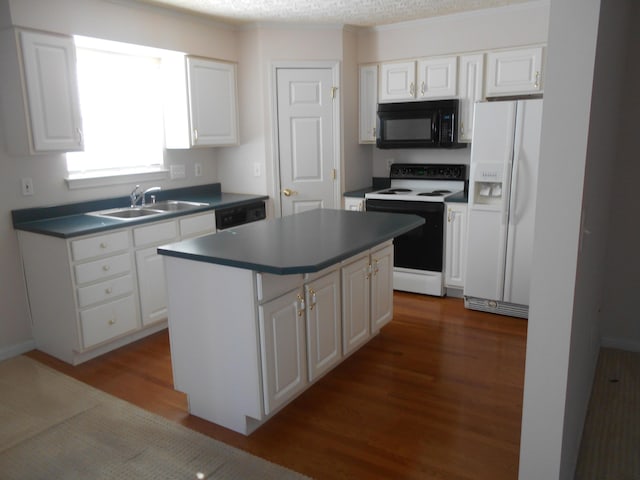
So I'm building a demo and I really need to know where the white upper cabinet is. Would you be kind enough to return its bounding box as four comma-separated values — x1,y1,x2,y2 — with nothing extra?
457,54,485,142
379,61,416,102
379,57,457,103
0,29,84,155
359,64,378,143
485,47,544,97
163,55,239,148
416,57,457,99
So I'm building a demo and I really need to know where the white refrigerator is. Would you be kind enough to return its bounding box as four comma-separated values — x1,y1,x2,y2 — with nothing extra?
464,99,543,318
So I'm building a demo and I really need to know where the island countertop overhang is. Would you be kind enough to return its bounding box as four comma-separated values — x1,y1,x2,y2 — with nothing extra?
157,209,424,275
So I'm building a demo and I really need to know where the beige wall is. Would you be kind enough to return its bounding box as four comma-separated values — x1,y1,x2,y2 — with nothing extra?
0,0,236,357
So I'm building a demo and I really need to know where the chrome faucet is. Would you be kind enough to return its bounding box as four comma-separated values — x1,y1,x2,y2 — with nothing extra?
130,185,161,207
130,185,143,207
141,186,161,206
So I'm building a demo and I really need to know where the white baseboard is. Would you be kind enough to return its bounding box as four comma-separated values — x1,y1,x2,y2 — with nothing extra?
0,340,36,362
600,336,640,353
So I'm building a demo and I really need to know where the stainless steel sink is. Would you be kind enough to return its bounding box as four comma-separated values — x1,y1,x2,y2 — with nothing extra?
148,200,208,212
87,200,209,220
88,207,164,220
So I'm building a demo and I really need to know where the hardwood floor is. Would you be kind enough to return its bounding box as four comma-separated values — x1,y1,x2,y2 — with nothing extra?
27,293,527,480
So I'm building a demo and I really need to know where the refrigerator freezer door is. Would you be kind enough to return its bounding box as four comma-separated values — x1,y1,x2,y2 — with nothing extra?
465,101,517,301
503,99,544,305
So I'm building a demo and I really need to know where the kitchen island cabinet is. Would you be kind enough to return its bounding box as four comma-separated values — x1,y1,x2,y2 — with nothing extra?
158,209,422,435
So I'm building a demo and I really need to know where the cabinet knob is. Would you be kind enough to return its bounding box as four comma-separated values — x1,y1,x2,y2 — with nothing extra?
100,242,107,249
105,287,113,294
108,318,116,325
102,265,111,272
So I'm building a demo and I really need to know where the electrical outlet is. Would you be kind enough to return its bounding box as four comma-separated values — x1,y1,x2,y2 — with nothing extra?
194,163,202,177
21,177,34,196
170,164,186,179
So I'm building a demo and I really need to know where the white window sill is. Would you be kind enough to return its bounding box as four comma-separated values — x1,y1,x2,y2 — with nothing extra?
65,168,169,190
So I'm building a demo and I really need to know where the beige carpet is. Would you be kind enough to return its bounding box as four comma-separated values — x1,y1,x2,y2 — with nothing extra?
0,355,310,480
575,348,640,480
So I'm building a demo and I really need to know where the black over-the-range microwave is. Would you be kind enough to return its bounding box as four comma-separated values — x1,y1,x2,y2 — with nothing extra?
376,99,466,149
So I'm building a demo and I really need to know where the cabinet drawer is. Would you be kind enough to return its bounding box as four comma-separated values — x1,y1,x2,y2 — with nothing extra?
77,274,134,308
256,272,303,303
133,220,178,247
71,231,129,261
74,252,131,285
180,212,216,238
80,295,137,348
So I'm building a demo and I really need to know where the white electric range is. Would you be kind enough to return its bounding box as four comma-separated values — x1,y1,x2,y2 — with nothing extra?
365,163,467,296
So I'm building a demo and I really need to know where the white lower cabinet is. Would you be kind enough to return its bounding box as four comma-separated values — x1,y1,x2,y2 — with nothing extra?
259,288,308,415
344,197,365,211
18,210,217,365
134,220,178,326
305,270,342,381
445,203,468,289
341,253,371,355
341,241,394,355
371,243,394,331
258,269,341,415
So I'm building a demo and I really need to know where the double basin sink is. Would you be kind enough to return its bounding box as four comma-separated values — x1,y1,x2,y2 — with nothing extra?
88,200,209,220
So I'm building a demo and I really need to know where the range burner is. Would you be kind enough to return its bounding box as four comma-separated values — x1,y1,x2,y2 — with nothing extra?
418,189,452,197
378,188,412,195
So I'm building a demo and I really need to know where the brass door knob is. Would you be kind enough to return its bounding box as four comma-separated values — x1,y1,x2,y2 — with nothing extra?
282,188,298,197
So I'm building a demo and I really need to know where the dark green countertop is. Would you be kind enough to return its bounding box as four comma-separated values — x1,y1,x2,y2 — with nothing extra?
158,208,424,275
12,183,268,238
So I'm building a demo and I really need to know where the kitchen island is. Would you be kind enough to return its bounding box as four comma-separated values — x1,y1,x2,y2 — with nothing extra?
158,208,423,434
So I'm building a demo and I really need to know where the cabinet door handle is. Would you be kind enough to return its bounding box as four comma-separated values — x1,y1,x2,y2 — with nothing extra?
308,288,316,310
409,82,415,97
448,208,452,222
534,71,540,89
193,128,199,143
76,128,84,145
420,81,425,96
373,259,379,276
296,294,305,316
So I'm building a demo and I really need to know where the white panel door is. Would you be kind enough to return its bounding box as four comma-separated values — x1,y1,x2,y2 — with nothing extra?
277,67,337,216
259,289,308,415
371,244,394,332
457,54,484,142
379,61,416,102
135,247,168,326
19,30,83,152
306,270,342,382
416,57,457,99
503,99,543,306
341,254,371,355
187,57,238,146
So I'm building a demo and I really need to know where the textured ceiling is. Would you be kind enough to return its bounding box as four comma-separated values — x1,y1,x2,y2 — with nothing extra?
136,0,534,27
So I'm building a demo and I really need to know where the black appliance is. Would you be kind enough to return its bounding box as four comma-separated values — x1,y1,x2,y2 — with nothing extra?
215,201,266,230
376,99,466,149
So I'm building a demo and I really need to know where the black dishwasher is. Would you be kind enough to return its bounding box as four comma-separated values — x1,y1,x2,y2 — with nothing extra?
215,201,266,230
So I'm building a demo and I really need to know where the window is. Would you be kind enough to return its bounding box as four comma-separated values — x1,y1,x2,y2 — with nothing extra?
66,37,170,186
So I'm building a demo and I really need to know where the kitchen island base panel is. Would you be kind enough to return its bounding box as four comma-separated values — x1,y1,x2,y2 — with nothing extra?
163,240,394,435
164,257,264,435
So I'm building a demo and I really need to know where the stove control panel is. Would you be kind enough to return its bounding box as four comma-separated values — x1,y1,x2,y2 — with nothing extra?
389,163,466,180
